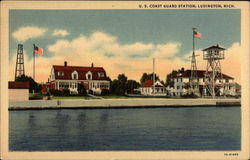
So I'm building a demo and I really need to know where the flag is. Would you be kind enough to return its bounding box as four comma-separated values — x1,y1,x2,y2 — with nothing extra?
33,44,43,55
193,31,202,38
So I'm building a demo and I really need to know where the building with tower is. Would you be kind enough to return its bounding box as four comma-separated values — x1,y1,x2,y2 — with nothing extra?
171,44,236,97
171,68,235,97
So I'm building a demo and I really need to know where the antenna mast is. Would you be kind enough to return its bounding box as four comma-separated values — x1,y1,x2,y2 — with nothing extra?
15,44,25,80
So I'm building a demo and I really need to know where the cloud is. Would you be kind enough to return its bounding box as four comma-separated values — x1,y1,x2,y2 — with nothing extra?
48,31,180,60
12,26,47,42
9,31,241,84
52,29,70,37
153,42,181,59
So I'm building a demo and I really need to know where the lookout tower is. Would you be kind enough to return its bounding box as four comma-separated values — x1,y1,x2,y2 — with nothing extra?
202,44,225,98
15,44,25,80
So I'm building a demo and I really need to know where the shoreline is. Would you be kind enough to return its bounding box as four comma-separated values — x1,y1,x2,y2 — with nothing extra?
9,98,241,110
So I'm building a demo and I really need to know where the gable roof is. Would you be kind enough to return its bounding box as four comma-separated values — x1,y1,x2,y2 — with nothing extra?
141,80,164,87
9,81,29,89
172,70,233,79
52,65,109,80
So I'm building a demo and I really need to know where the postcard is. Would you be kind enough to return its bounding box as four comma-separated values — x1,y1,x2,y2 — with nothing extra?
0,1,249,160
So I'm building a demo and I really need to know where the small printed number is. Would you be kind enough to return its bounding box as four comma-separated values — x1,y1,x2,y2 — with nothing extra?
224,153,238,156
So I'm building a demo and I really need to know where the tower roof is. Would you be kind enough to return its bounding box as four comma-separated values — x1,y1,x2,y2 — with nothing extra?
202,44,225,51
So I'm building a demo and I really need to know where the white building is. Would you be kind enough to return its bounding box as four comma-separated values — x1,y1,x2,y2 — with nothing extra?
140,80,167,96
48,61,110,95
171,69,236,97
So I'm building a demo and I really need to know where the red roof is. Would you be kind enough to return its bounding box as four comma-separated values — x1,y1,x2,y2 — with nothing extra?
53,65,109,80
8,81,29,89
141,80,153,87
172,70,233,79
141,80,163,87
203,44,225,51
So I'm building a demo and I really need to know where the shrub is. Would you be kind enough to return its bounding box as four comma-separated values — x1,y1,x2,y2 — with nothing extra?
101,89,110,96
49,89,63,96
77,84,87,95
88,90,93,95
62,88,70,96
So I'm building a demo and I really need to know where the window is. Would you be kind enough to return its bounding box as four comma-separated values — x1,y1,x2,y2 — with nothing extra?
86,71,92,80
226,79,229,83
58,71,64,76
177,86,179,89
72,71,78,80
98,72,105,77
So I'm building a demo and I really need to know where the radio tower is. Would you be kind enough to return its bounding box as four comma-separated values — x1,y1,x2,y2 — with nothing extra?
190,28,199,95
15,44,25,80
202,44,225,98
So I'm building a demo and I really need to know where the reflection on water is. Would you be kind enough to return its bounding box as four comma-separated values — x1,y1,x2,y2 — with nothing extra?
9,106,241,151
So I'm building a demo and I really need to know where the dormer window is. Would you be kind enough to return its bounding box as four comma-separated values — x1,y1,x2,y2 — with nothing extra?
72,70,78,80
98,72,105,78
58,71,64,76
86,71,92,80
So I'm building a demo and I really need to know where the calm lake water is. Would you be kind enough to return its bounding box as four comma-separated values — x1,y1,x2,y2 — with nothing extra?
9,106,241,151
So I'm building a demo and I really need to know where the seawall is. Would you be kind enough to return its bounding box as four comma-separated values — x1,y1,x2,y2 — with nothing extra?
9,98,241,110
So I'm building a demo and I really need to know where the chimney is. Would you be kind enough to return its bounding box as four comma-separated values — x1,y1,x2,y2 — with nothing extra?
181,67,184,73
64,61,67,67
91,63,94,68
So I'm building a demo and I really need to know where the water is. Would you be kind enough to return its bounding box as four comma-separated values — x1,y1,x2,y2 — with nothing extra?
9,106,241,151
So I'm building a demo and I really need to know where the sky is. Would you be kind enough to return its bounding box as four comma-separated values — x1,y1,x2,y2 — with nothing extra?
9,9,241,83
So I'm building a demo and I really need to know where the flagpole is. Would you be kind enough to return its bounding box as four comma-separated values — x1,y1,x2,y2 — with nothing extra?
192,28,196,56
191,28,196,91
33,44,35,81
153,57,155,95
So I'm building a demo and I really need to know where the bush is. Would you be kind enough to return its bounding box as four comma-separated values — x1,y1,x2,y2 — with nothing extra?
181,93,199,98
101,89,110,96
49,89,63,96
29,93,43,100
77,84,87,95
62,89,70,96
88,90,93,95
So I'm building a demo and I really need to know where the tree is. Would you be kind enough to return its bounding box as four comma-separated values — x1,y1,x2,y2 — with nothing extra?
126,80,140,94
110,74,128,95
15,74,40,93
140,73,159,84
165,70,178,87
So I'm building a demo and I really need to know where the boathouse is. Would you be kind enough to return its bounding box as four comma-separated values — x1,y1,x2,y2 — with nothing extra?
140,80,167,96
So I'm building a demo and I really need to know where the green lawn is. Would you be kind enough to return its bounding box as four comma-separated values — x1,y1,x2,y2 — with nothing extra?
101,95,129,99
53,96,91,100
